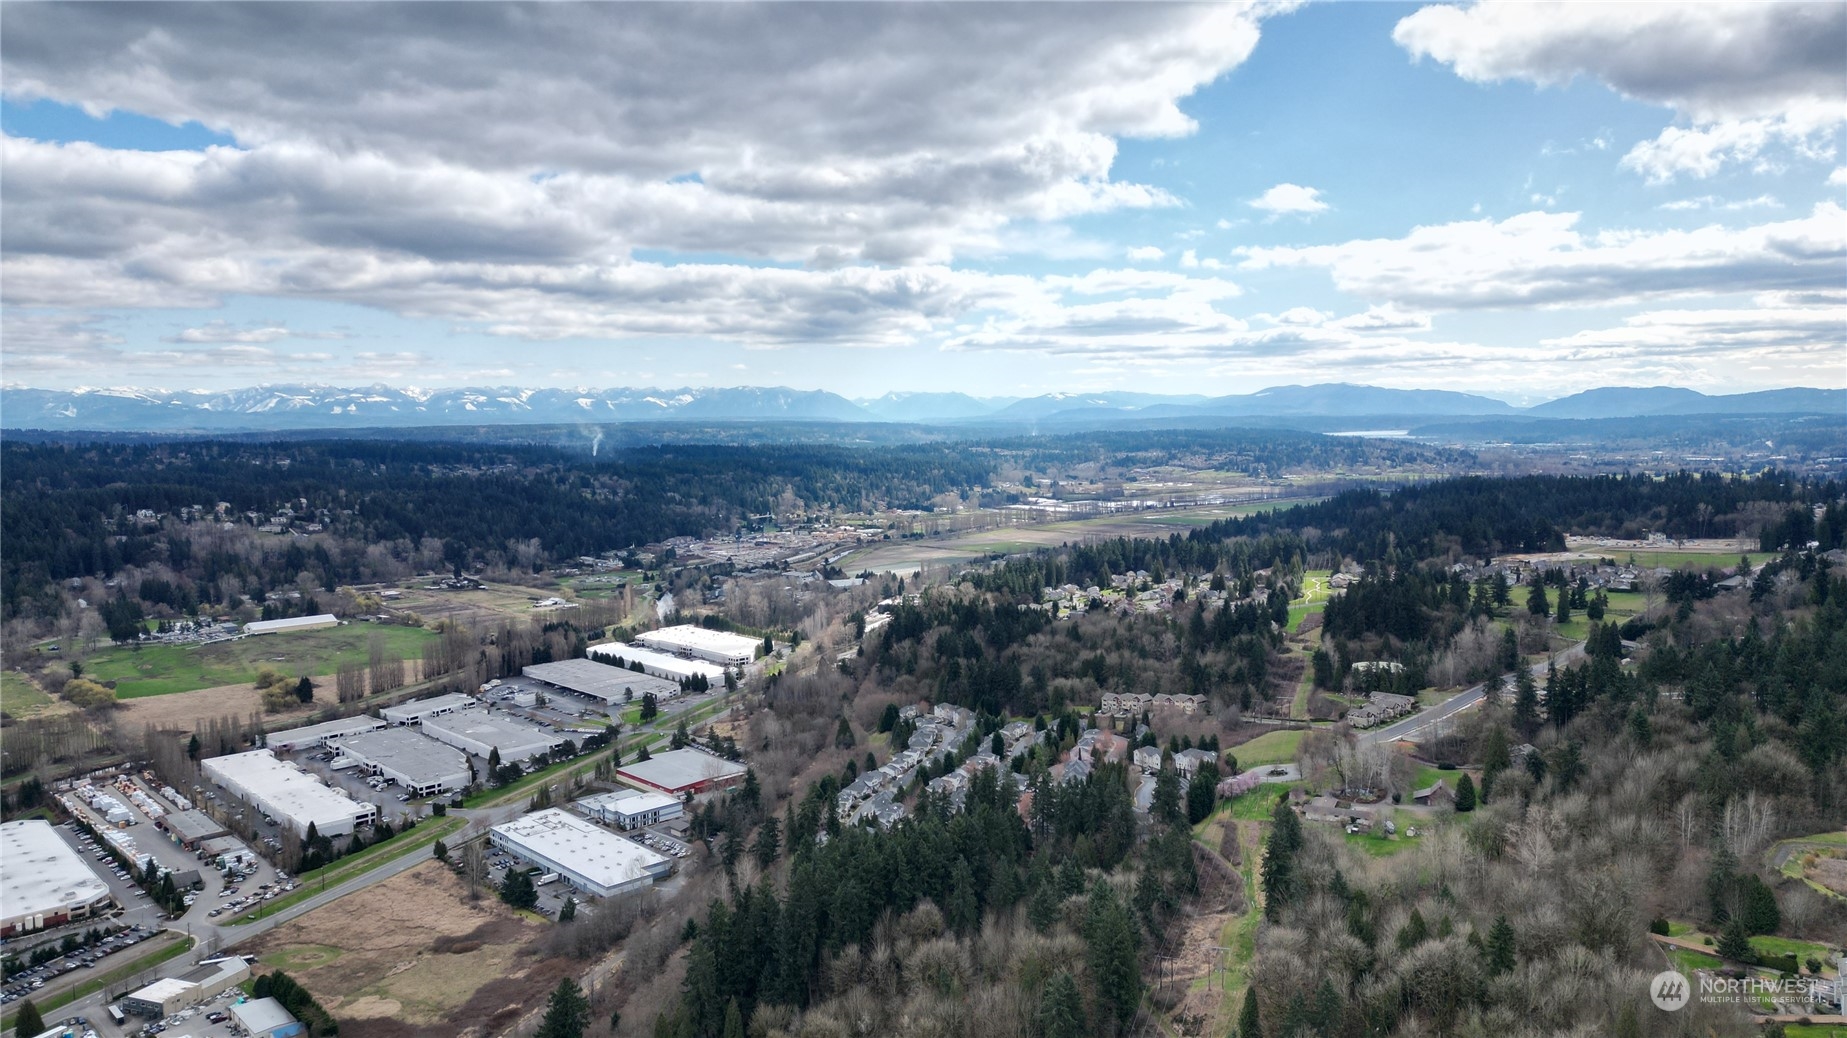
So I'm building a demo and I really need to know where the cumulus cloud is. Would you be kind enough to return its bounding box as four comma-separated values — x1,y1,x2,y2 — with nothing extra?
1394,2,1846,182
1127,246,1166,262
1249,183,1328,217
1237,203,1847,309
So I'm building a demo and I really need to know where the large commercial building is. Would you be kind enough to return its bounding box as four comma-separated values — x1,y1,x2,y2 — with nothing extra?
332,728,470,797
231,997,305,1038
201,750,377,838
421,708,564,763
242,614,339,636
121,957,249,1017
381,692,475,726
488,808,671,898
522,659,683,708
575,789,684,830
0,820,115,936
634,624,760,666
616,748,749,797
267,714,387,752
588,642,727,685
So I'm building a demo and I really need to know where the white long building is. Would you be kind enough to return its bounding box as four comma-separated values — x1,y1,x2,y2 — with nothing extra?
634,624,760,666
0,820,115,936
201,749,377,838
332,728,471,797
267,714,387,752
243,614,338,636
421,708,564,763
488,808,672,898
588,642,727,685
381,692,475,726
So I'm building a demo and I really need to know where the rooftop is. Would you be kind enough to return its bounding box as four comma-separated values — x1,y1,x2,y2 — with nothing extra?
267,714,386,747
522,659,682,704
635,624,761,659
165,809,228,842
577,789,680,816
587,642,728,683
128,977,196,1004
491,808,669,889
244,613,338,634
380,692,476,722
422,708,563,758
0,820,111,922
617,748,748,792
230,996,298,1032
201,750,368,831
333,727,470,784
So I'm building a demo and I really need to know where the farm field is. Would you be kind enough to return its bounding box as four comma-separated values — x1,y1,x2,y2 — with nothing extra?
373,579,577,628
80,623,438,698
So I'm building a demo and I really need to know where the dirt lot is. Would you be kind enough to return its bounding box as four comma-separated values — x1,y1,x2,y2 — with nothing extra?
245,859,574,1037
1809,853,1847,897
115,681,316,733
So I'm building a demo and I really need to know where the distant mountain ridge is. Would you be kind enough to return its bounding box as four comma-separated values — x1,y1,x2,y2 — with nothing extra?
1,382,1838,433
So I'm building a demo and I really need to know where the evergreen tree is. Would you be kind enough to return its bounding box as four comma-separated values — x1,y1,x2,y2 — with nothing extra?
1028,874,1062,933
536,977,590,1038
752,817,781,871
1480,727,1510,803
721,999,745,1038
1261,797,1301,921
1397,907,1429,951
1185,761,1220,825
1741,874,1781,934
14,997,44,1035
1236,986,1260,1038
500,867,538,910
671,718,690,749
559,897,576,922
1083,880,1142,1027
640,692,659,721
1454,773,1476,812
187,733,201,760
1152,762,1183,826
1717,918,1755,963
1513,667,1540,735
1486,915,1516,975
834,716,855,750
1036,970,1086,1038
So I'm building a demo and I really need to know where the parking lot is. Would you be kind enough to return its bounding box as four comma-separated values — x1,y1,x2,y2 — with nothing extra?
1,923,160,1013
125,984,260,1038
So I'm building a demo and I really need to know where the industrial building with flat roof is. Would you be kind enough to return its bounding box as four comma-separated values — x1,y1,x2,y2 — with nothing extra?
201,750,378,838
332,728,471,797
267,714,387,752
575,789,684,830
0,820,115,936
381,692,475,725
588,642,727,685
122,957,249,1016
243,613,339,636
617,748,749,797
522,659,682,707
488,808,671,898
231,996,305,1038
421,708,564,763
162,808,228,849
635,624,760,666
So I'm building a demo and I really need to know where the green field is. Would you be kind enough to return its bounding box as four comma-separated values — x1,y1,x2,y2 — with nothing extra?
1785,1025,1847,1038
80,623,439,698
0,670,56,717
1750,934,1838,965
1569,547,1769,572
1666,947,1722,974
1228,729,1302,767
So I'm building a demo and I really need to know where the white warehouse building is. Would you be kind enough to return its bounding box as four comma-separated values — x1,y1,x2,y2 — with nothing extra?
332,728,471,797
575,788,684,831
267,714,387,752
201,750,378,838
587,642,727,685
381,692,476,726
489,808,672,898
242,614,339,636
421,708,564,763
634,624,760,666
0,820,116,936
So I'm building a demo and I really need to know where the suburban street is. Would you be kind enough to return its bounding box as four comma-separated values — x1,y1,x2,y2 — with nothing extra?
1361,641,1588,746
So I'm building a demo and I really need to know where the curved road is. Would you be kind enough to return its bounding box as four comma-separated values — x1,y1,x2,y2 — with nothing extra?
1360,641,1586,746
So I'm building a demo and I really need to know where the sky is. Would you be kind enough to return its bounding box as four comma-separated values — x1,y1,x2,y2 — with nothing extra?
2,2,1843,405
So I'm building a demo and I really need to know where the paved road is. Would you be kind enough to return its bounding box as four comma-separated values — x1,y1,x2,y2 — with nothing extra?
1361,642,1586,746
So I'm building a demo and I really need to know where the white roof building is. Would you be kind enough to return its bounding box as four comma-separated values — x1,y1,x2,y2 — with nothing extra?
243,613,339,636
489,808,672,898
522,659,683,706
381,692,475,725
421,708,564,763
201,750,377,838
587,642,727,685
267,714,387,752
0,820,115,936
634,624,760,666
575,789,684,830
332,728,471,797
617,748,749,796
